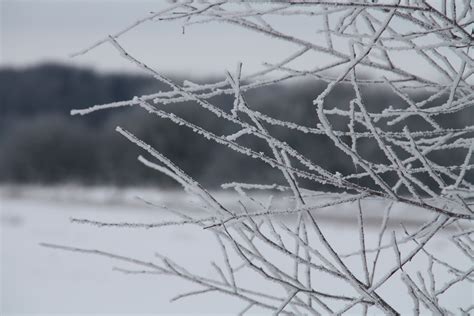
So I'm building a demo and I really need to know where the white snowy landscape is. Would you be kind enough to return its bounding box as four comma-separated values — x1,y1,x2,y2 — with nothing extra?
2,0,474,314
1,186,472,314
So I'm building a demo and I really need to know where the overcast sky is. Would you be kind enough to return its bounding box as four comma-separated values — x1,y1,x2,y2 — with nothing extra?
1,0,466,80
1,0,318,76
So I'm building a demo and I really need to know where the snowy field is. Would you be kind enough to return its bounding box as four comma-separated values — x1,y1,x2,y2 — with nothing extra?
1,186,472,315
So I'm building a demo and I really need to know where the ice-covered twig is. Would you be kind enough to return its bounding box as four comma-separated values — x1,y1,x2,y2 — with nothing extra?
62,1,474,314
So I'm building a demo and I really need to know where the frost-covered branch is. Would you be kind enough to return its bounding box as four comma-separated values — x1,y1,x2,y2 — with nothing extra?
49,0,474,314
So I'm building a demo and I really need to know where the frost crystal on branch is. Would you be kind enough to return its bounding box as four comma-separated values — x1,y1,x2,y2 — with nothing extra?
46,0,474,314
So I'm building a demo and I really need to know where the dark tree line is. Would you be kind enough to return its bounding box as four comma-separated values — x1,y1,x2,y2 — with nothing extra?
0,63,471,188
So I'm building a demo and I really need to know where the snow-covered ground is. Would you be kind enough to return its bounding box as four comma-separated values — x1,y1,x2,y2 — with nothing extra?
1,186,472,315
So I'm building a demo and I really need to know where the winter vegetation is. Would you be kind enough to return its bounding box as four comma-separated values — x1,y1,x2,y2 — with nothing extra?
41,0,473,314
9,64,468,187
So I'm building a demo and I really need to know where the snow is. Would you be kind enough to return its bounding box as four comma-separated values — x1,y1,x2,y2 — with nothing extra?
1,186,472,314
1,187,239,315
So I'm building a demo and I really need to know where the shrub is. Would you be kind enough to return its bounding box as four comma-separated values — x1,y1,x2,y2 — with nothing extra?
45,1,473,314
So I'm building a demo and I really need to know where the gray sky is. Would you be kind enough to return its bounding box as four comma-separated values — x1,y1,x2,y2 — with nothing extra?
1,0,464,80
1,0,314,76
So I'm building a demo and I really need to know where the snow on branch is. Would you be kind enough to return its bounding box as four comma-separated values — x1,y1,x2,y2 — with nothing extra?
55,0,474,314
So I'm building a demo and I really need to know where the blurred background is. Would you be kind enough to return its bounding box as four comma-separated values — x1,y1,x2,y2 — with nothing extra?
1,1,473,314
1,0,471,189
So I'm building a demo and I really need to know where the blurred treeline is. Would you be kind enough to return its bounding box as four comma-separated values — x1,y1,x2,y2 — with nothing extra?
0,63,471,189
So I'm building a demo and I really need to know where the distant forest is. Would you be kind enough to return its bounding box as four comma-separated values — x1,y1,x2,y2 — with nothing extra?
0,63,471,188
